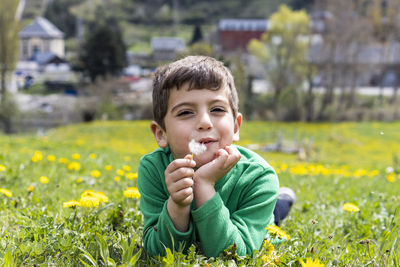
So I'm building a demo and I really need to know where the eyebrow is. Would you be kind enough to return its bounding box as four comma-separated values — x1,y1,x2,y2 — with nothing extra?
170,98,229,114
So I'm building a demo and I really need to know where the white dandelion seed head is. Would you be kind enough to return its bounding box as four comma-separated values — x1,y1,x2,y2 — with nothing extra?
189,139,207,155
386,166,394,174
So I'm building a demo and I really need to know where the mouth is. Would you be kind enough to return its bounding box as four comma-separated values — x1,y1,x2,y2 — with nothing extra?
198,138,217,146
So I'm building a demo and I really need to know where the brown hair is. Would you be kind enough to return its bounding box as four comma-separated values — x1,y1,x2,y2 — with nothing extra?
152,56,239,130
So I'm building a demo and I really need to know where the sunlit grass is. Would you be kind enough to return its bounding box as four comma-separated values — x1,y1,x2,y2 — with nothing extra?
0,120,399,265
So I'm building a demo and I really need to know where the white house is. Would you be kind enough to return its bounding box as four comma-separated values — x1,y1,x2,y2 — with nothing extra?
16,17,73,89
19,17,65,60
151,37,185,61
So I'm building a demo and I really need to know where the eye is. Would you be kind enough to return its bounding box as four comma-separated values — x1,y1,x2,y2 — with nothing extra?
211,107,226,113
176,110,193,117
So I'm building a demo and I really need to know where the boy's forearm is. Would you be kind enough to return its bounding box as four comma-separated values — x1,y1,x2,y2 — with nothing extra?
167,196,191,232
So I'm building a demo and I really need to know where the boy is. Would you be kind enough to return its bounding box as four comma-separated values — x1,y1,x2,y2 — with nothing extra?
138,56,292,257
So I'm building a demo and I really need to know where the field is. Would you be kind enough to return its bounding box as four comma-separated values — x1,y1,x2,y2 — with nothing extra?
1,120,399,266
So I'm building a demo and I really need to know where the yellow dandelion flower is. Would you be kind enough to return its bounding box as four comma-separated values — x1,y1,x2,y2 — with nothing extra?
63,200,81,208
280,163,288,171
72,153,80,160
47,155,56,162
266,225,290,240
0,164,6,172
79,196,99,208
0,188,12,198
353,169,367,178
91,170,101,178
290,165,308,176
300,257,325,267
31,150,43,162
94,192,109,203
39,176,49,184
81,189,96,197
76,177,83,184
59,157,69,164
262,239,275,253
114,176,121,182
80,190,109,203
28,185,34,192
68,162,81,171
116,169,125,176
105,165,112,171
262,254,280,266
343,203,360,212
386,173,396,183
368,170,379,178
123,187,141,199
126,172,138,180
89,153,97,159
123,165,131,171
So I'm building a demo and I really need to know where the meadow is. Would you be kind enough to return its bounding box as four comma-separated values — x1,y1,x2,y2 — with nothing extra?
0,120,399,266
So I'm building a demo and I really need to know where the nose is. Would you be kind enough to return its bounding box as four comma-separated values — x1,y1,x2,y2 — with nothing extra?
196,111,213,131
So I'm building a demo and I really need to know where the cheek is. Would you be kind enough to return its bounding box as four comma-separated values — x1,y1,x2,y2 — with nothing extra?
167,128,192,155
218,121,235,141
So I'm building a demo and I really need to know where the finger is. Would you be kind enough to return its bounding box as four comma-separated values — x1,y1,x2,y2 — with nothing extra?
224,146,241,166
184,154,197,166
166,168,195,185
171,186,193,204
170,177,194,192
165,159,195,177
209,149,229,168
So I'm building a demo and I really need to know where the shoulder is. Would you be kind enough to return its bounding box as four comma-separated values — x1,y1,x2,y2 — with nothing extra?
232,145,279,187
138,147,172,191
138,147,172,180
235,145,275,172
140,147,172,166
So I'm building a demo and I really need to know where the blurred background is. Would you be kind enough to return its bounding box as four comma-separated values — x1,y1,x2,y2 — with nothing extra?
1,0,400,133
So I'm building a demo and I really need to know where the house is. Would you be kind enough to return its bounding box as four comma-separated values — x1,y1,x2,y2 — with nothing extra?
16,17,73,90
218,19,268,52
151,37,185,61
19,17,65,61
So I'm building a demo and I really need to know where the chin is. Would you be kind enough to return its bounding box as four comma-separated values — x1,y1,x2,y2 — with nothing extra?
195,153,216,167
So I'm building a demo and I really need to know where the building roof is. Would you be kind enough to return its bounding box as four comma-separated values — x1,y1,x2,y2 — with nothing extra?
151,37,185,51
34,52,66,65
19,17,64,39
219,19,268,31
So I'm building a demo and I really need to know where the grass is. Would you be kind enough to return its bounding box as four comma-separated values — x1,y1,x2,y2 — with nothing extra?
0,120,399,266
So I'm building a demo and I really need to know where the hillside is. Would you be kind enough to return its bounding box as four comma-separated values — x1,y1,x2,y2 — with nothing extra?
23,0,291,24
21,0,292,48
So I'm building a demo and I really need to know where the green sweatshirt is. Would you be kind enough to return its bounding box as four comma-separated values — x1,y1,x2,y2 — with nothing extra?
138,145,279,257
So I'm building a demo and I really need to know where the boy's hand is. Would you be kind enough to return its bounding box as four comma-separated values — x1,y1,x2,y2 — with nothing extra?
193,145,241,208
194,145,241,186
165,155,196,207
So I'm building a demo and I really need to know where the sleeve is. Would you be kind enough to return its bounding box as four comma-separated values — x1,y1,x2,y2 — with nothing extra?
138,157,195,256
191,167,279,257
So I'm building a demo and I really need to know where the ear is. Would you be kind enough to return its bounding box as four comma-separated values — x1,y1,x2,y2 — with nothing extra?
233,113,242,142
150,121,168,148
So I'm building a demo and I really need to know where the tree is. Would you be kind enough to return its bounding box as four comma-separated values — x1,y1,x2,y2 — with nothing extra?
177,42,212,59
368,0,400,106
248,5,311,120
44,0,81,38
78,21,127,82
190,24,203,45
0,0,21,133
289,0,315,11
313,0,373,119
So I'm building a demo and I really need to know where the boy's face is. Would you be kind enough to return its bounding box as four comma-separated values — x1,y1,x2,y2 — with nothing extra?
151,83,242,167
